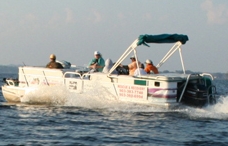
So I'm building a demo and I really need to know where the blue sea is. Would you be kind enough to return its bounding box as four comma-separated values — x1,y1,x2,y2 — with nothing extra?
1,73,228,145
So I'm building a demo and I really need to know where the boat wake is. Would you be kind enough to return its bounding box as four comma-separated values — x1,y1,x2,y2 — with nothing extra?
182,95,228,120
20,85,69,105
19,84,174,112
15,84,228,119
20,83,120,108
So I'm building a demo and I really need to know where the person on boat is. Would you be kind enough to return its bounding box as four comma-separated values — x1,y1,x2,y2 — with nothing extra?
46,54,64,69
102,58,118,74
134,63,147,76
102,58,113,73
144,59,159,74
128,56,141,76
88,51,105,72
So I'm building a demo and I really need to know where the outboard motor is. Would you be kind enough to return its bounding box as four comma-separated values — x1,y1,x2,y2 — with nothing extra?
182,76,216,107
183,82,208,106
57,60,71,69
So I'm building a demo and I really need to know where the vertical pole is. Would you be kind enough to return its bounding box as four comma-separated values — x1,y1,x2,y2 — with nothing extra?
179,47,186,74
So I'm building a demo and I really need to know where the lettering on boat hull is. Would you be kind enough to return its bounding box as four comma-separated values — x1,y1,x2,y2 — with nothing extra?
116,84,147,100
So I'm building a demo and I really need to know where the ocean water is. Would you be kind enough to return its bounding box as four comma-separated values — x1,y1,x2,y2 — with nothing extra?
1,73,228,145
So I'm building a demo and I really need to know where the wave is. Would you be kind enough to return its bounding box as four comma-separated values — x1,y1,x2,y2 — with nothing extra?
20,85,69,105
9,81,228,120
182,95,228,120
19,84,173,112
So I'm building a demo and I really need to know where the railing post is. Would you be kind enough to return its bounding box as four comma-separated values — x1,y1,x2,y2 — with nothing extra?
178,74,191,103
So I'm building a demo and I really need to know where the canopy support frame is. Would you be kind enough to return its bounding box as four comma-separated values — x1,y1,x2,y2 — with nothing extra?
108,39,138,76
156,41,186,74
108,35,188,76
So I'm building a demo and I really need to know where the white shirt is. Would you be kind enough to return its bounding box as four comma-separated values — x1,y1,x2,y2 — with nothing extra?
102,58,117,74
134,68,147,76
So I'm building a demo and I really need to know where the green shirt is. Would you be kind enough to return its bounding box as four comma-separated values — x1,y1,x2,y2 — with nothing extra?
89,57,105,72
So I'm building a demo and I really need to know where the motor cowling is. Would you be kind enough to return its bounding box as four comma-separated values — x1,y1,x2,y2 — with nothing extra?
57,60,71,69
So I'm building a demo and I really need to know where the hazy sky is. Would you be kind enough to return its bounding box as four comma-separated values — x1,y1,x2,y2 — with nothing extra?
0,0,228,73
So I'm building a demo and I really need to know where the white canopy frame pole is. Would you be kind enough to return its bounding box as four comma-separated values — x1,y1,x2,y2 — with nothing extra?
133,48,140,76
108,39,138,76
156,41,182,69
178,47,186,74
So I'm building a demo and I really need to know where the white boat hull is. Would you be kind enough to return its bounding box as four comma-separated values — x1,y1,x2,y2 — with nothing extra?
1,86,25,102
1,65,216,107
1,68,181,106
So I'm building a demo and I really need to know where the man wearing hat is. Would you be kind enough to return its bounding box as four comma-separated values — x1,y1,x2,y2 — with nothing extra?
144,59,159,74
128,55,141,76
88,51,105,72
46,54,63,69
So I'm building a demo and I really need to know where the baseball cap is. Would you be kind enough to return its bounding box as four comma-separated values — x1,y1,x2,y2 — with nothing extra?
130,55,135,59
94,51,101,55
145,59,152,64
